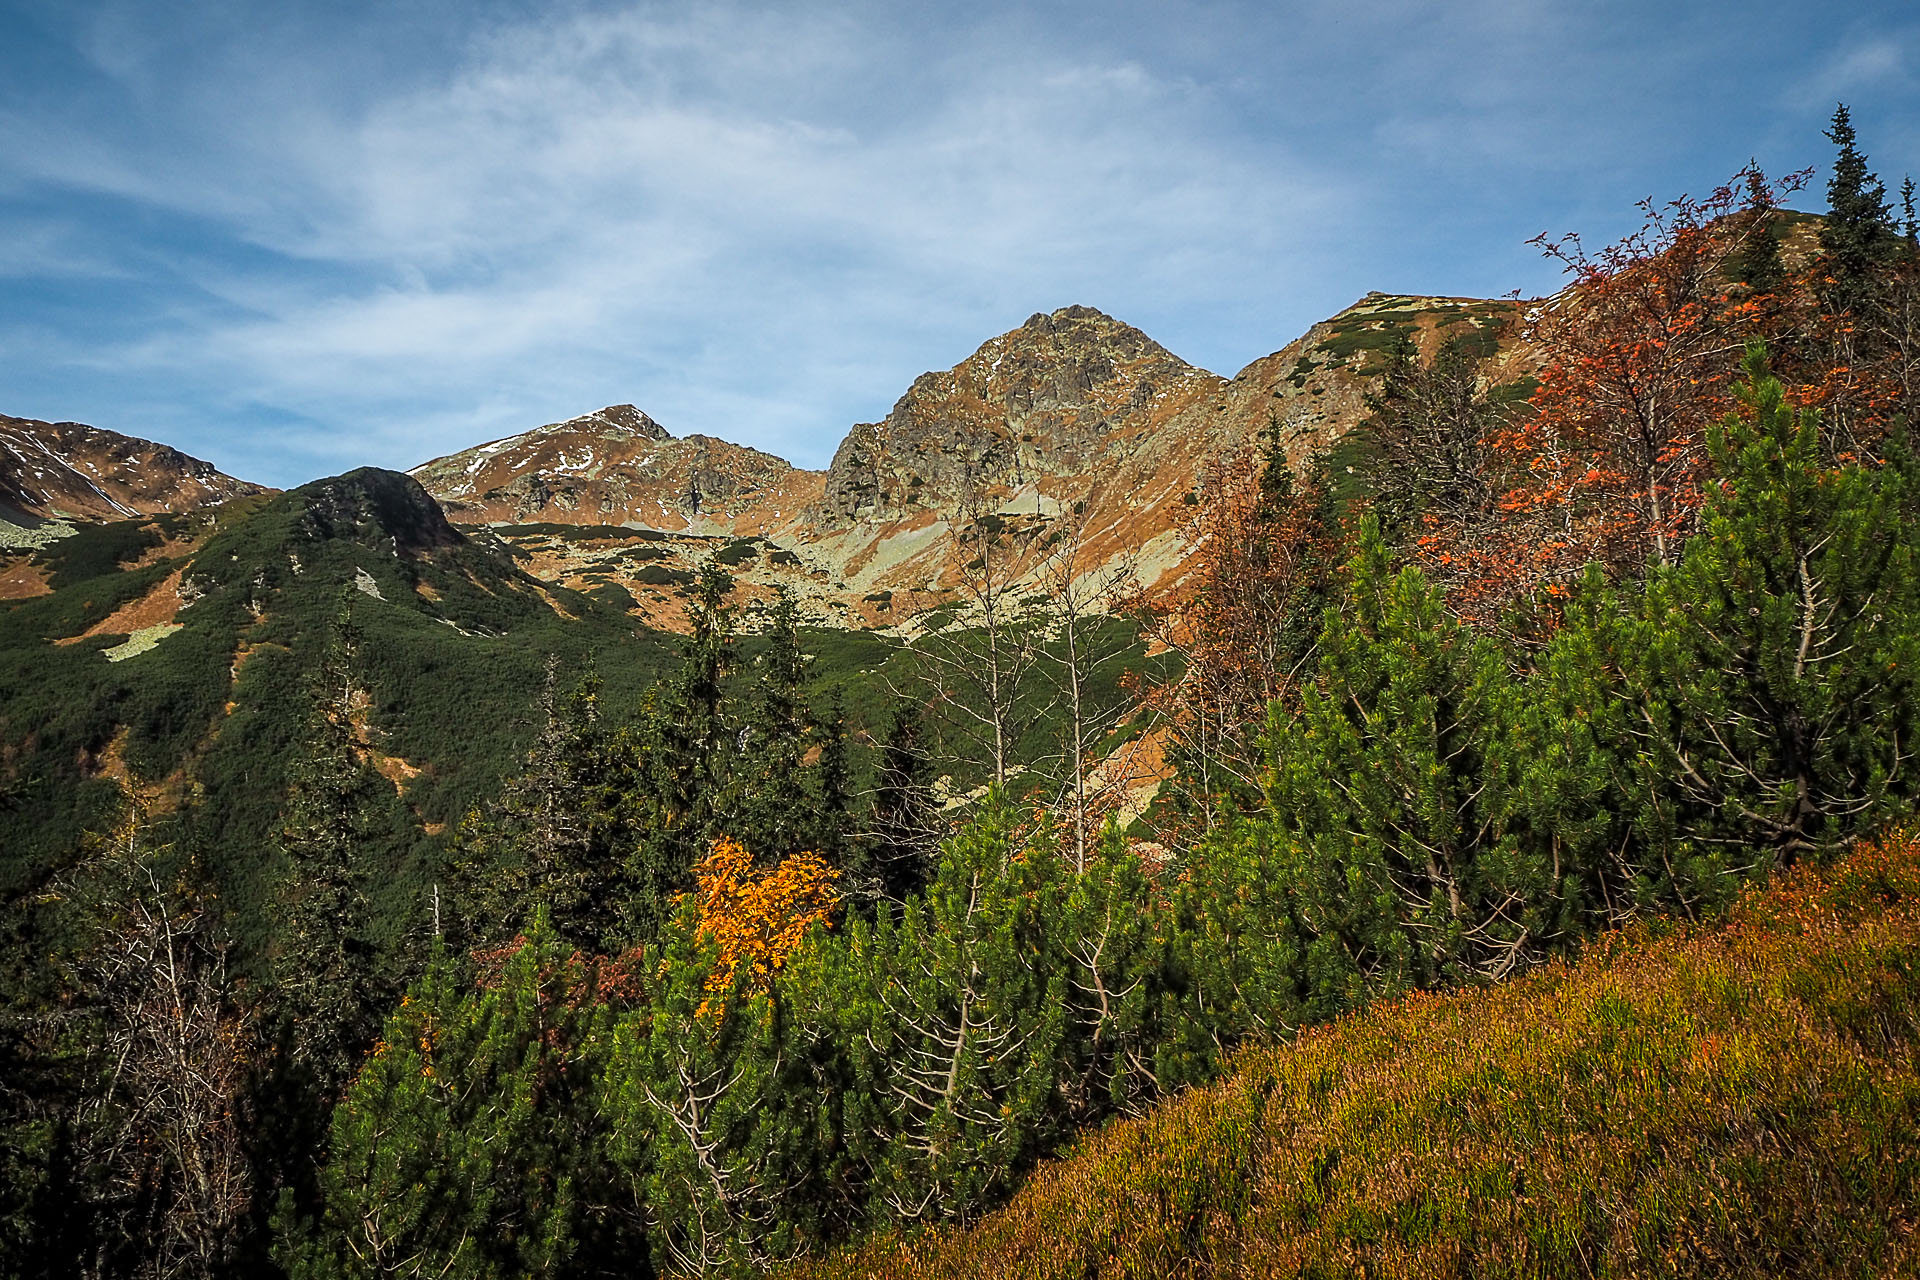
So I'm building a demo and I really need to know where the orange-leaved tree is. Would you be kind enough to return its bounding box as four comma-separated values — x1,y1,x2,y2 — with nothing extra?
1132,423,1345,835
1493,166,1810,597
689,836,840,1009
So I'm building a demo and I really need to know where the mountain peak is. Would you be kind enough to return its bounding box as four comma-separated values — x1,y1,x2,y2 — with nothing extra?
816,305,1216,523
548,404,672,442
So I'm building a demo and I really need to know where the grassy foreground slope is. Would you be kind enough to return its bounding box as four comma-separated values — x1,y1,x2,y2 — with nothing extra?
792,834,1920,1279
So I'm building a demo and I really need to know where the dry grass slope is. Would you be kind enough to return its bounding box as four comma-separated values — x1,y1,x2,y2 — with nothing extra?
791,834,1920,1279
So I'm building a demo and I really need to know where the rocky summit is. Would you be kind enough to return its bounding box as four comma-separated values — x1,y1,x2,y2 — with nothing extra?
0,295,1539,629
393,297,1534,630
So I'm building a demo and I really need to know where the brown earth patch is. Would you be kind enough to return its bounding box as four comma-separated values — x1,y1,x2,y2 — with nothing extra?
55,568,186,644
0,557,50,600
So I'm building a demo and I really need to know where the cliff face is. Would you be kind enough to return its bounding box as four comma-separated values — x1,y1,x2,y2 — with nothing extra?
0,414,266,527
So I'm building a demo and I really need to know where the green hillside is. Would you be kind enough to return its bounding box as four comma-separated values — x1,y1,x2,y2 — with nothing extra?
0,469,677,958
790,830,1920,1279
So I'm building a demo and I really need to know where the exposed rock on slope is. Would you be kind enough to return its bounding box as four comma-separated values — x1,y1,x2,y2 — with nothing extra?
815,305,1225,525
410,404,823,536
415,295,1534,628
0,414,266,528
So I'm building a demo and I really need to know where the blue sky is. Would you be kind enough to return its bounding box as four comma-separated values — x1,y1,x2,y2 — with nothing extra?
2,1,1916,488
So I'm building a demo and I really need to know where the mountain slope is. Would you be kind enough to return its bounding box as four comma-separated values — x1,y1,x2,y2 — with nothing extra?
789,833,1920,1279
0,413,266,532
405,297,1535,631
410,404,822,536
0,468,677,951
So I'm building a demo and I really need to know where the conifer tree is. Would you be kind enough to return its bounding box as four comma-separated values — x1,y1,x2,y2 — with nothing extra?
1055,823,1164,1116
1264,519,1549,1007
1821,102,1897,317
840,797,1070,1223
603,889,809,1275
287,914,632,1280
272,600,388,1099
455,657,628,953
1575,344,1920,867
810,689,853,866
623,564,738,937
1358,331,1503,543
1731,163,1788,296
728,588,814,861
1160,818,1309,1083
863,701,943,907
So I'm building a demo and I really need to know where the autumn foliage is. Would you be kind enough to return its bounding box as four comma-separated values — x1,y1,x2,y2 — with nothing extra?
689,836,841,1005
1410,169,1815,627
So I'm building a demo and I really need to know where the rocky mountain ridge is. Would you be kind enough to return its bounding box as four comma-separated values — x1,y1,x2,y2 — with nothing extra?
401,295,1534,629
0,413,267,539
4,293,1539,630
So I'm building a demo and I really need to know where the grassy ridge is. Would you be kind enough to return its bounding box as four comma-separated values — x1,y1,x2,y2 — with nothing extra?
791,834,1920,1278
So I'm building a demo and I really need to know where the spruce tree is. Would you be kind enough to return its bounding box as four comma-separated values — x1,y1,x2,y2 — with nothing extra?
727,588,814,861
622,563,738,937
863,700,942,906
272,601,388,1099
1731,163,1788,295
454,658,626,953
1820,102,1897,316
810,689,853,864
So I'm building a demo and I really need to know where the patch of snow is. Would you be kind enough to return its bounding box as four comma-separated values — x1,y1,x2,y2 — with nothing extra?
353,566,386,600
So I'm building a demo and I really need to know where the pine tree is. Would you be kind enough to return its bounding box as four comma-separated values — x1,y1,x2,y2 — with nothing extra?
1581,344,1920,867
1820,103,1897,317
288,915,634,1280
272,601,389,1099
1161,816,1307,1084
603,893,804,1274
840,797,1071,1224
1264,519,1549,1008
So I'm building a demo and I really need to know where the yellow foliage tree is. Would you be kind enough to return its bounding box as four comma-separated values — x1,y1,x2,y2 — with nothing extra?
689,836,840,1008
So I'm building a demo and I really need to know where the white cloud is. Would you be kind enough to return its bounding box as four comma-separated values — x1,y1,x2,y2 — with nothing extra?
7,0,1915,486
10,3,1340,479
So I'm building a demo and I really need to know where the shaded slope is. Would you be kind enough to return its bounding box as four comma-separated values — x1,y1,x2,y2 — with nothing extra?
791,834,1920,1279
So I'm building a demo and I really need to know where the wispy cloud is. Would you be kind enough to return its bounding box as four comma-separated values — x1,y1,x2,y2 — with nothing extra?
2,0,1917,485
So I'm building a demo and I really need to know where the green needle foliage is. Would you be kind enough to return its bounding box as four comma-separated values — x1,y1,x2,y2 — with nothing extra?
284,912,634,1280
1558,345,1920,875
1263,518,1550,1008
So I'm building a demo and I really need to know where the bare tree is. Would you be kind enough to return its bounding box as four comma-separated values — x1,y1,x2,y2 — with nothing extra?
899,484,1053,792
69,814,255,1280
1034,499,1139,870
